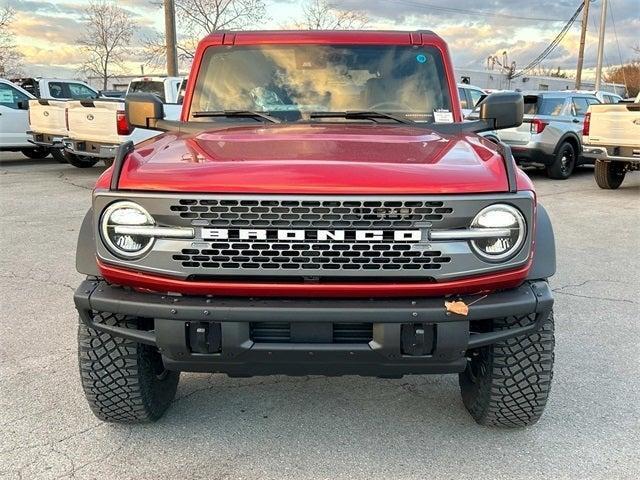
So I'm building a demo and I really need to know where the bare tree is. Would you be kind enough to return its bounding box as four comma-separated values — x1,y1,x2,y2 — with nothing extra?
532,65,568,79
0,6,23,76
144,0,267,67
297,0,369,30
78,1,134,90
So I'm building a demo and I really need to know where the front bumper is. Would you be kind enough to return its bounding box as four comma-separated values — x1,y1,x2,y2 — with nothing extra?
63,138,118,159
74,279,553,376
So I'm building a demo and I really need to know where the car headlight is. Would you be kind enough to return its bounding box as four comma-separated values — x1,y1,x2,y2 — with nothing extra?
470,204,526,261
100,201,155,258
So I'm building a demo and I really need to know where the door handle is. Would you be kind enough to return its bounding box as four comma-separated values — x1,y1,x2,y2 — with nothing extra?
572,118,580,123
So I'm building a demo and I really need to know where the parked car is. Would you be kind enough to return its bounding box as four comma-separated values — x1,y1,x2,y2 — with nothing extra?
74,30,557,429
0,78,51,158
458,83,486,117
63,77,185,166
497,91,600,179
26,78,103,166
583,92,640,189
569,89,623,104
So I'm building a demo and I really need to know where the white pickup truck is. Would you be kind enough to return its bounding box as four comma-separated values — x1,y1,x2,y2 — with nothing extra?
583,93,640,189
25,78,101,165
63,77,184,166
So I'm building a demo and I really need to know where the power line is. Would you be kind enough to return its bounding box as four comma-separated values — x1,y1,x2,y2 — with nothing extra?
384,0,567,22
608,0,628,91
511,1,585,78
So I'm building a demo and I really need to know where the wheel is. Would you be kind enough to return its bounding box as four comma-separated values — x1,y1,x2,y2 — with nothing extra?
594,159,626,189
459,311,555,428
64,151,99,168
50,148,68,163
78,312,180,423
20,147,50,159
546,142,576,179
102,157,114,168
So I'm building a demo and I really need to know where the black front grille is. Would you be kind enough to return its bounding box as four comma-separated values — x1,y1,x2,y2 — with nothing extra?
170,198,453,228
250,322,373,344
173,243,451,272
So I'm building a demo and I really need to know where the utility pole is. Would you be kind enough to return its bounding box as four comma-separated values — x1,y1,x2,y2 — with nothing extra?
594,0,607,90
575,0,590,89
164,0,179,77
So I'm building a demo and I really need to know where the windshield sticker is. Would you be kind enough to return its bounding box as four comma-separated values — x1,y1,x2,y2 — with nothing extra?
433,110,454,123
416,54,427,64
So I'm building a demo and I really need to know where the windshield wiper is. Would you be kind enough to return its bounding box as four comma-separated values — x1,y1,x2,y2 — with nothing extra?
192,110,281,123
309,111,414,124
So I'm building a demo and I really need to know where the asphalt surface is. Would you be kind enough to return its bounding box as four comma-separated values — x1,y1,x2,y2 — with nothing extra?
0,152,639,480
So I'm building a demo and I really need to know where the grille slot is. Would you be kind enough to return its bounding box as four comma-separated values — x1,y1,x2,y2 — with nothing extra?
171,199,453,228
333,323,374,343
249,322,373,344
250,322,290,343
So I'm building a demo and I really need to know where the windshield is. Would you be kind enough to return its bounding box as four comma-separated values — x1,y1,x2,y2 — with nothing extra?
128,81,165,101
189,45,453,123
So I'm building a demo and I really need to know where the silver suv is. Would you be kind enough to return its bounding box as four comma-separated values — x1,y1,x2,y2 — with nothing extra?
497,92,600,179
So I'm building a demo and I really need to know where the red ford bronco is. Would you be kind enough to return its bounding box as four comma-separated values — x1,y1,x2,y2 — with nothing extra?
74,31,556,427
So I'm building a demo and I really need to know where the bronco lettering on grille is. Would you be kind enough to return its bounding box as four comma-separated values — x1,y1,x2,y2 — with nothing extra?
201,229,423,242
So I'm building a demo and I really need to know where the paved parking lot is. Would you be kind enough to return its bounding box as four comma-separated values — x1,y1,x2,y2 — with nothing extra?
1,152,638,480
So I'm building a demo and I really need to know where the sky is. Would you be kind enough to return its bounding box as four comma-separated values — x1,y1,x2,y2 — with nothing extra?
5,0,639,81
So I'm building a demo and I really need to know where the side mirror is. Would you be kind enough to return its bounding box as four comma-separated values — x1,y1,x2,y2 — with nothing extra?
16,100,29,110
125,93,165,130
478,92,523,130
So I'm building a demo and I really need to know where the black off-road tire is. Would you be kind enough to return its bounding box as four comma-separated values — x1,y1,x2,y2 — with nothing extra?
78,313,180,423
20,147,50,159
50,148,68,163
594,159,626,189
546,142,575,179
459,311,555,428
64,151,99,168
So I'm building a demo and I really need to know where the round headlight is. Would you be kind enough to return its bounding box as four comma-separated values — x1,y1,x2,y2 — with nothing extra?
100,201,155,258
470,204,526,261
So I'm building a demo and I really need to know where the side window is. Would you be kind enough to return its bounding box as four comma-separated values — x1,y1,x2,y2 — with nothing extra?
178,80,187,105
602,95,613,104
0,83,29,109
68,83,97,99
468,89,483,108
572,97,590,116
586,97,600,106
458,87,469,110
48,82,66,99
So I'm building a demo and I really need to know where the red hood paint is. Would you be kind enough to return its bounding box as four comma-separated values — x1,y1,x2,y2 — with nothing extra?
102,124,532,194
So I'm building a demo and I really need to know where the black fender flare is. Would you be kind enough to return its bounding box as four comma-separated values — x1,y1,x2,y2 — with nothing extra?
527,203,556,280
76,208,99,276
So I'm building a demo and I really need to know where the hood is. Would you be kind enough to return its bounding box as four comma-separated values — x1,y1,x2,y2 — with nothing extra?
113,124,511,194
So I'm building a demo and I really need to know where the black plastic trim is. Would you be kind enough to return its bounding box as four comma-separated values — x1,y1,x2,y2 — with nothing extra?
76,209,99,276
527,204,556,280
109,140,134,191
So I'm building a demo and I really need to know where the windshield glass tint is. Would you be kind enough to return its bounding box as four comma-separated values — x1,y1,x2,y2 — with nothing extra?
190,45,452,122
